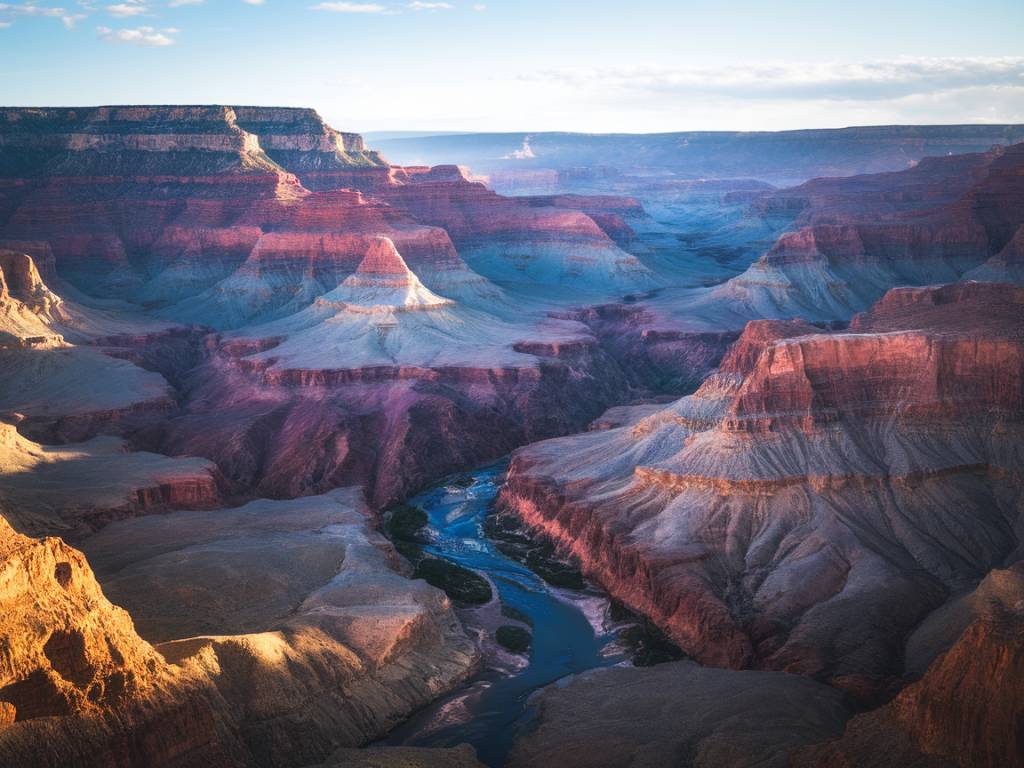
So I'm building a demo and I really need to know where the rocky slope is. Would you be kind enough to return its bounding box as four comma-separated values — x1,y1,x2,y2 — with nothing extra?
0,515,234,767
0,420,219,539
0,490,479,767
164,282,629,507
498,282,1024,701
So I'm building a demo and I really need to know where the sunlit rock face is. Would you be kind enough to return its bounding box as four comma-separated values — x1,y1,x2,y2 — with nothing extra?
0,516,234,767
0,490,478,768
0,421,220,540
499,282,1024,701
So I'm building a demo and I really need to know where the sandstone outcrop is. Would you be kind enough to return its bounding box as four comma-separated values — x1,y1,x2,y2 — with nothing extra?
0,421,220,539
498,282,1024,699
78,489,479,766
0,516,234,767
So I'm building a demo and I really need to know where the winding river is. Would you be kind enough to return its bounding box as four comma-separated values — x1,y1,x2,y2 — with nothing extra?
381,460,632,767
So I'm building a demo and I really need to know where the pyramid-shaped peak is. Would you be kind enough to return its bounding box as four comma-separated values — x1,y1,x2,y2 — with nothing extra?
315,238,455,314
355,237,414,278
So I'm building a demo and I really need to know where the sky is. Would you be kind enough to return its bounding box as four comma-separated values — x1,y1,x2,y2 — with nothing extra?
1,0,1023,133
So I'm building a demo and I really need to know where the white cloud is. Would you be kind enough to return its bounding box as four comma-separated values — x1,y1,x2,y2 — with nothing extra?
472,3,485,9
408,1,452,8
0,19,10,26
106,1,147,17
0,2,87,27
96,23,175,44
514,57,1024,103
241,0,265,5
312,1,387,11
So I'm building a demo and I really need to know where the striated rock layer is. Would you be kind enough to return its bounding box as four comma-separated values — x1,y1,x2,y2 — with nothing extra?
707,143,1024,322
498,282,1024,700
0,106,652,321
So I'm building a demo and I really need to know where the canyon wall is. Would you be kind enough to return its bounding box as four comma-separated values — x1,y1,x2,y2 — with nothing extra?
499,282,1024,702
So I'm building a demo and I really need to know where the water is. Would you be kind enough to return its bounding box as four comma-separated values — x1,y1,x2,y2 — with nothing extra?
381,460,628,766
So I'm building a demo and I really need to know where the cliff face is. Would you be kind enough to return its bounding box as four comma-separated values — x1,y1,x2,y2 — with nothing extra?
0,248,67,347
498,282,1024,700
795,563,1024,768
0,106,650,508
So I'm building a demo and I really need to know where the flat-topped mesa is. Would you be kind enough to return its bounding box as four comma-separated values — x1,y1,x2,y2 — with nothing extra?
0,105,282,176
232,106,384,168
724,283,1024,433
314,237,454,314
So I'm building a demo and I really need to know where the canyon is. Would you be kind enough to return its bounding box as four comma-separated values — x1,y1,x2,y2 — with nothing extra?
0,106,1022,767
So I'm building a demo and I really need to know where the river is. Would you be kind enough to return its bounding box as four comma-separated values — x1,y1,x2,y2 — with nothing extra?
381,460,642,767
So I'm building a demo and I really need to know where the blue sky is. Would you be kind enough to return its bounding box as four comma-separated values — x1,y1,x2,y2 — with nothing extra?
1,0,1023,132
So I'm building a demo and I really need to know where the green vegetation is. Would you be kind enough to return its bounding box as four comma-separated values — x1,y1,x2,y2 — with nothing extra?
495,625,532,654
385,503,429,543
485,510,586,591
413,557,493,606
610,600,687,667
500,604,534,627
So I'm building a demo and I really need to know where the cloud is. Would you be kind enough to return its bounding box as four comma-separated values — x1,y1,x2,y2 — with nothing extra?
96,23,176,44
240,0,265,4
312,1,387,11
0,19,10,26
472,3,484,9
168,0,203,4
106,1,147,16
408,1,453,8
0,2,88,27
514,57,1024,103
